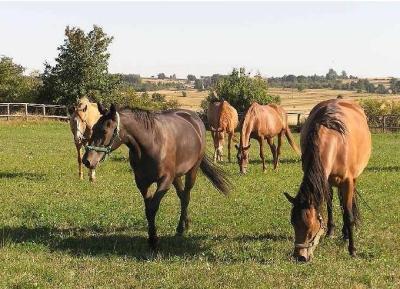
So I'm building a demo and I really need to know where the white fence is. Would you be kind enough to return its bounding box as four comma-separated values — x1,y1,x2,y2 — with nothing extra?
0,103,69,120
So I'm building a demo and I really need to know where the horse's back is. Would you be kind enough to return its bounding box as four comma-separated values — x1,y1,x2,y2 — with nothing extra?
302,99,371,180
245,103,287,136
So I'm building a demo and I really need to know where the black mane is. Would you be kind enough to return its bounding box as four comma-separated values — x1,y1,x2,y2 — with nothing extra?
119,106,156,131
299,104,347,207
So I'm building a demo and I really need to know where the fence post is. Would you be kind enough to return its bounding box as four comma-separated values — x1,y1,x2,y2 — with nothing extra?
25,103,28,121
42,104,46,117
7,103,10,121
383,115,386,133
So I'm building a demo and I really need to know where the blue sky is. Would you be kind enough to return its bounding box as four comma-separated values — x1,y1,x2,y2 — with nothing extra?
1,1,399,79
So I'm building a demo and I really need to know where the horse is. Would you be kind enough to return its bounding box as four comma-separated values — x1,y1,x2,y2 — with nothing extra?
235,102,300,174
69,97,101,182
207,101,239,162
284,98,372,262
82,104,231,246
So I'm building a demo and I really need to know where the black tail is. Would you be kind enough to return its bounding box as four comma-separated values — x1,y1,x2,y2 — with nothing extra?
200,154,232,196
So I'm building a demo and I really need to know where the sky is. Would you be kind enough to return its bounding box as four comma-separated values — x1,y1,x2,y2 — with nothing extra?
1,1,400,79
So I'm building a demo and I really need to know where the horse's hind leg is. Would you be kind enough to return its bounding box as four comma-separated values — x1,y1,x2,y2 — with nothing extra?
266,138,277,170
174,176,191,236
76,145,84,180
227,132,233,162
275,132,284,169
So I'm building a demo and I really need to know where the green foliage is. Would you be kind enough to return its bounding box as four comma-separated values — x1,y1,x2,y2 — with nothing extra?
39,25,120,106
207,68,281,113
359,98,400,129
181,91,187,97
0,56,41,103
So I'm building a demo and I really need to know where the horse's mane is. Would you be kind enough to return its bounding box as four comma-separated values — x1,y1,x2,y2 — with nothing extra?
119,106,156,131
299,105,347,207
240,103,258,130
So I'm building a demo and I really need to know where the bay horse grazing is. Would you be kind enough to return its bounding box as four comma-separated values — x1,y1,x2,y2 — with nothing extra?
284,99,371,262
235,103,300,174
83,104,231,246
69,97,101,182
207,101,239,162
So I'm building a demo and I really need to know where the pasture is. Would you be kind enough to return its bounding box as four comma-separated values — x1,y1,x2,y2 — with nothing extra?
0,119,399,288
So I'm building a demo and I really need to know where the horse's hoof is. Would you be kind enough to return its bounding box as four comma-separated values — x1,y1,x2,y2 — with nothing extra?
147,236,159,248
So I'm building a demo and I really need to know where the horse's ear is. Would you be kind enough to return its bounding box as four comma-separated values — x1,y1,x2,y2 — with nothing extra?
97,103,108,115
210,126,216,132
217,127,224,132
235,144,240,150
110,103,117,118
284,192,295,204
244,144,251,150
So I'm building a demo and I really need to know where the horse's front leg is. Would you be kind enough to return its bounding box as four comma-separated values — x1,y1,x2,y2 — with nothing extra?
227,132,233,163
255,137,266,172
266,138,277,171
340,181,357,257
139,177,171,246
76,144,84,180
326,187,335,237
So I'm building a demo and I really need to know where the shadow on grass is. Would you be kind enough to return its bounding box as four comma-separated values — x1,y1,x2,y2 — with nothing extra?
0,171,46,181
0,225,214,260
0,225,292,262
365,165,400,172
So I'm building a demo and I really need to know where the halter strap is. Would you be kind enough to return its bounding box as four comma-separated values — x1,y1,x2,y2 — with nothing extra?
85,112,120,163
294,213,326,249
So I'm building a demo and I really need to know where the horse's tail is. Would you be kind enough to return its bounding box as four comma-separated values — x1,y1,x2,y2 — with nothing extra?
285,127,300,155
200,154,232,196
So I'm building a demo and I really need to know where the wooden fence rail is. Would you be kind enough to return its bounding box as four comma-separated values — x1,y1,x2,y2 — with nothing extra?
0,103,69,120
1,103,400,132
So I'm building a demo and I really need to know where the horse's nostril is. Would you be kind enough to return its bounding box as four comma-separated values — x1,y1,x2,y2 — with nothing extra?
296,256,307,262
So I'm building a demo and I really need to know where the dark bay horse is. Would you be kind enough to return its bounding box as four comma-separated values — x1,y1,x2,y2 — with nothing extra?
235,103,300,174
83,104,231,245
69,97,101,181
284,99,371,262
207,101,239,162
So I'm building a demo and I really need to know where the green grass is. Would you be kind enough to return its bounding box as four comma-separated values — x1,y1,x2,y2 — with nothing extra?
0,120,399,288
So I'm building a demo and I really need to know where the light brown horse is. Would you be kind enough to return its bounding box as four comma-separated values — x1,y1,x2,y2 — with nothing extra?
284,98,372,262
235,103,300,174
207,101,239,162
69,97,101,181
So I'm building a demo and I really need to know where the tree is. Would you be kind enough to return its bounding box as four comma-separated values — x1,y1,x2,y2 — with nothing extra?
326,68,338,81
205,67,280,113
187,74,196,81
0,56,41,103
157,73,166,80
341,70,348,79
39,25,120,106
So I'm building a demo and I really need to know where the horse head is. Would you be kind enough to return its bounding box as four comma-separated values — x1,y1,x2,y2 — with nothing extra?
235,144,251,174
284,190,326,262
83,103,120,170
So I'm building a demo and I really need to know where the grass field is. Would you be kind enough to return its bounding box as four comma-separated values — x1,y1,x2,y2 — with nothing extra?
0,119,399,288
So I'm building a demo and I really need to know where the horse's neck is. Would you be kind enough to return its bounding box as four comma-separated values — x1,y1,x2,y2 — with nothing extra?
85,105,101,127
240,120,252,147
